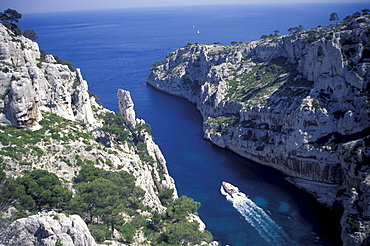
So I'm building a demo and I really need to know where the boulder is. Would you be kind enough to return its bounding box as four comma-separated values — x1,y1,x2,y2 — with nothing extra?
0,212,97,246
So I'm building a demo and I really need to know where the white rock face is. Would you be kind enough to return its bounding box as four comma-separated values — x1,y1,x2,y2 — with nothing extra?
0,24,178,208
0,24,213,246
117,89,136,131
7,76,42,130
0,212,96,246
73,69,96,124
117,88,178,210
0,24,96,129
147,16,370,245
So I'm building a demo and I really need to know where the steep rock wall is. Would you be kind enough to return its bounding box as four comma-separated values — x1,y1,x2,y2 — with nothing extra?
0,24,177,213
0,24,216,245
0,24,95,129
147,16,370,245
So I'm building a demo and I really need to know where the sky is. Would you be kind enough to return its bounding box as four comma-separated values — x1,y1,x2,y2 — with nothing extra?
1,0,368,14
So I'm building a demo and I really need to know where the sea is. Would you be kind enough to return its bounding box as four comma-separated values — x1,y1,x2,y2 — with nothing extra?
19,2,369,245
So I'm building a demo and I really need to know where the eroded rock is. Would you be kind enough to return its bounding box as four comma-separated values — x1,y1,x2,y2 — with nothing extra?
0,212,96,246
147,16,370,245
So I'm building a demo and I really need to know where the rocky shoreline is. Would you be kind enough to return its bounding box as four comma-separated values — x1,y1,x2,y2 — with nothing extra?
0,23,216,246
147,14,370,245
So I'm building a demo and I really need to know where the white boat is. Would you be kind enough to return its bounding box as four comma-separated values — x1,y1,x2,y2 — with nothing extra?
222,181,239,195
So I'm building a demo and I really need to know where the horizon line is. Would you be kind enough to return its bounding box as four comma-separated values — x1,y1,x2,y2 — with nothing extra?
5,1,370,15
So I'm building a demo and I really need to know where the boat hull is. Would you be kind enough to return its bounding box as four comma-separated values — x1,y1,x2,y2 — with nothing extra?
222,181,239,195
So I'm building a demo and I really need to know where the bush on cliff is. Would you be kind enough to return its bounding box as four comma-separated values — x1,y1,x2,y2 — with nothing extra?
166,195,200,222
0,168,12,212
67,164,147,243
158,187,175,206
89,224,112,243
23,29,38,41
101,112,130,143
160,221,213,245
131,194,212,244
4,169,72,215
52,54,75,71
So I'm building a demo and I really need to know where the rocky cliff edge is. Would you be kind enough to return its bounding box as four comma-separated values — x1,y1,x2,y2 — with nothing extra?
0,23,215,245
147,14,370,245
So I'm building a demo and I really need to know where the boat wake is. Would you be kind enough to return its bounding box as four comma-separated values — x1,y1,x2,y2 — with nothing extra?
221,186,295,245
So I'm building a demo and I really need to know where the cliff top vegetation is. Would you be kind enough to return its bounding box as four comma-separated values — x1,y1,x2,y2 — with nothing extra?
0,11,216,245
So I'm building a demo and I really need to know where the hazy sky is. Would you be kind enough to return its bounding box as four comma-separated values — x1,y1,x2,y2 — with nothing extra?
1,0,368,14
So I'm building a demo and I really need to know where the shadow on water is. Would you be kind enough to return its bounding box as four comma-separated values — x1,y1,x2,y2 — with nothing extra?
18,4,359,244
144,85,342,246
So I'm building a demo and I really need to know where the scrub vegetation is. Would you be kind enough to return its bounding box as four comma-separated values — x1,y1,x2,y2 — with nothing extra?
0,111,214,245
224,56,301,107
0,164,213,245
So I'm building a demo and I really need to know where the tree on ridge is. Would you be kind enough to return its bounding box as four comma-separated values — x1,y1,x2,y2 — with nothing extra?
0,8,22,35
330,12,339,23
23,29,38,41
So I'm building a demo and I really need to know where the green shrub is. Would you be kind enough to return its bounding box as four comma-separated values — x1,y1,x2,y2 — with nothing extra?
61,158,72,167
134,123,152,133
89,224,111,243
158,188,174,206
23,29,38,41
152,60,164,67
160,222,203,245
185,42,193,48
62,61,75,71
52,55,63,64
136,141,155,164
85,145,93,151
9,169,72,212
70,166,145,230
166,195,200,222
101,112,129,143
119,223,136,243
347,218,361,233
55,240,63,246
0,88,10,99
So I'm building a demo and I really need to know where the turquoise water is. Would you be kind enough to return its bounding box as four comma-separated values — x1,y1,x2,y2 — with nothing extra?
19,3,368,245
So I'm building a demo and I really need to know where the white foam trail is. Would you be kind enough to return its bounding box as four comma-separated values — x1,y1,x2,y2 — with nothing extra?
221,186,294,245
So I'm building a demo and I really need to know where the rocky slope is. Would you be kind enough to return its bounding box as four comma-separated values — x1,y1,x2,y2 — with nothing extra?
1,212,97,246
0,23,215,245
0,25,95,130
0,22,175,211
147,14,370,245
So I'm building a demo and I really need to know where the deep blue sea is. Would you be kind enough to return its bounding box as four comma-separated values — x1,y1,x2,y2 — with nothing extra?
20,3,369,245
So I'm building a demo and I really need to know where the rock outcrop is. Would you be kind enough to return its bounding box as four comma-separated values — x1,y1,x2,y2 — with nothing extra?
0,24,96,130
0,24,214,245
117,89,137,131
117,88,178,211
0,212,96,246
0,22,177,214
147,15,370,245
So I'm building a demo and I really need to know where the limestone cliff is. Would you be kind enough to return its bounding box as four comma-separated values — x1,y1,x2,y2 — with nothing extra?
0,23,214,245
0,24,96,130
0,212,96,246
147,15,370,245
0,22,176,212
118,89,137,131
